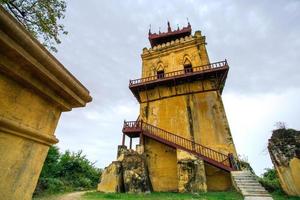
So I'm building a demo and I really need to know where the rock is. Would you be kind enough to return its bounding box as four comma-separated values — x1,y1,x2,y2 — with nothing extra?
122,149,151,193
97,161,123,193
268,128,300,196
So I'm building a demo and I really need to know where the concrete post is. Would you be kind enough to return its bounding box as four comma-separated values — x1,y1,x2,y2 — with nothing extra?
0,7,92,200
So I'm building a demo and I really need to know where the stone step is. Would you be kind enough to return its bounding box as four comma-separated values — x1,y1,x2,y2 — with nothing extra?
239,186,266,190
238,184,262,188
233,176,257,180
242,190,270,194
231,171,252,175
234,176,258,180
236,182,261,187
241,189,269,194
231,171,273,199
235,180,260,184
244,193,272,197
244,196,273,200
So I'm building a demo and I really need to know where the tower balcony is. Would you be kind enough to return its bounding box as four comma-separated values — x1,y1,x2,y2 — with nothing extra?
129,60,229,102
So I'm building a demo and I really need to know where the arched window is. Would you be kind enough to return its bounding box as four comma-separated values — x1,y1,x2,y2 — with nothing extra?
183,58,192,73
157,69,165,79
156,62,165,79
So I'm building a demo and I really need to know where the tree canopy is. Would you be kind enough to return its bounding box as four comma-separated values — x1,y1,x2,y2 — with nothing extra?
34,146,101,195
0,0,67,52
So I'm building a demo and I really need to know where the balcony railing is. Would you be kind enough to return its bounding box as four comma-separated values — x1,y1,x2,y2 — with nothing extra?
129,60,228,86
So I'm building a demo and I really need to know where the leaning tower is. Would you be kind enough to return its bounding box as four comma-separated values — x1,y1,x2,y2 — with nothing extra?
121,22,239,192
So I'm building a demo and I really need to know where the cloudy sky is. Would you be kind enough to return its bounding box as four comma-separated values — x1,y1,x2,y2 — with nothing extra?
53,0,300,175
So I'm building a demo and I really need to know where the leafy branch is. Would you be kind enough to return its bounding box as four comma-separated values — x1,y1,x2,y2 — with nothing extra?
0,0,68,52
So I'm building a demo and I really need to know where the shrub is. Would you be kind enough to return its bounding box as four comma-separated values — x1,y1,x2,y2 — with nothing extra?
259,168,283,193
34,146,101,196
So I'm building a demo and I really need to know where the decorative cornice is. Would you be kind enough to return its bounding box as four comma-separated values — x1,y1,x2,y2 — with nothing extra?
0,116,59,146
142,34,206,60
0,7,92,111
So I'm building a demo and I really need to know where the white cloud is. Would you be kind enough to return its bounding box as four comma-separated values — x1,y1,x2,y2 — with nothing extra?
52,0,300,175
224,88,300,175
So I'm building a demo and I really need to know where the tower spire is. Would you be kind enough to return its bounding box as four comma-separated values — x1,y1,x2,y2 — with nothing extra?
187,17,191,27
149,24,152,35
167,21,172,32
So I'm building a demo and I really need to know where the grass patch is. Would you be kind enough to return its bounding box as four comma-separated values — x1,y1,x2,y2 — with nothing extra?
83,191,243,200
272,191,300,200
33,193,62,200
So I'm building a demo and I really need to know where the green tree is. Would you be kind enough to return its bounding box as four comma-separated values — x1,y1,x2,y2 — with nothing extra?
40,145,60,178
34,146,101,196
58,150,101,188
0,0,67,52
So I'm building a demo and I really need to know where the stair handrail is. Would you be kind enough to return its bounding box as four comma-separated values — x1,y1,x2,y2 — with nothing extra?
123,120,235,168
140,121,230,165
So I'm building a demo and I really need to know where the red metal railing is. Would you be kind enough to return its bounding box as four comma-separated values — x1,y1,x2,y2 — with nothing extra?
129,60,228,86
123,120,238,171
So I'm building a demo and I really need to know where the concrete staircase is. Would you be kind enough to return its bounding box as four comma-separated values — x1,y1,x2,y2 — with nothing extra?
231,171,273,200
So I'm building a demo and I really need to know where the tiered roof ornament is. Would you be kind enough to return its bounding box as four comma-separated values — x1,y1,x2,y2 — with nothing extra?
148,21,192,47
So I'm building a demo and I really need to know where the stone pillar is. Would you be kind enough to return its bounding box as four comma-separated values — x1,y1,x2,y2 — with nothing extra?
0,7,92,200
177,149,207,193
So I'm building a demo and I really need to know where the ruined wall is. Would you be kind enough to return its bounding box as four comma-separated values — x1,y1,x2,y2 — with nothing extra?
177,149,207,192
97,161,123,193
268,128,300,196
98,146,151,193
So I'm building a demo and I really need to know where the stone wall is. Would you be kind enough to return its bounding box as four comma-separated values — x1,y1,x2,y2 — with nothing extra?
98,145,211,193
268,128,300,196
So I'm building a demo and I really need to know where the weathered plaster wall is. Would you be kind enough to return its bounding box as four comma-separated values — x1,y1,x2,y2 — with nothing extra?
140,91,236,156
144,138,178,191
205,163,232,191
0,74,61,135
97,161,123,193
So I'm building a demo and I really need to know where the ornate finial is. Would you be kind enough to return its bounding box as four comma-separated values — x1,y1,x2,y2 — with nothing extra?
159,27,161,34
167,21,172,32
187,17,191,27
149,24,152,35
177,24,179,31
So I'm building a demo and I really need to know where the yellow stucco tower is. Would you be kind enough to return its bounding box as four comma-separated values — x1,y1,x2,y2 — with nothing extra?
122,22,239,192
